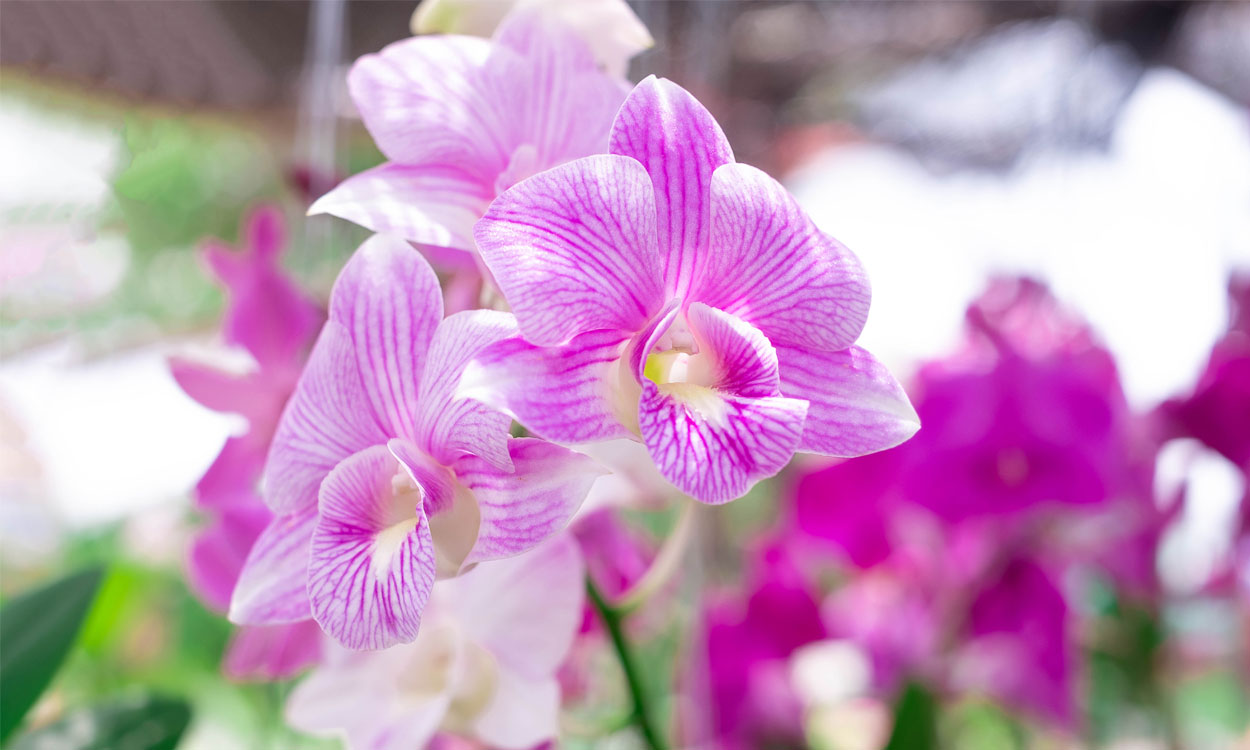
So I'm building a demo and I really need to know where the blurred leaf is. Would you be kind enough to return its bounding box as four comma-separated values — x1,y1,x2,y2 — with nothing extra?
884,682,939,750
0,568,105,743
9,694,190,750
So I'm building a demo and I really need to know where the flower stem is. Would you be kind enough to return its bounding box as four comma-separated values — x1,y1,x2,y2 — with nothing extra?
613,497,697,614
586,577,669,750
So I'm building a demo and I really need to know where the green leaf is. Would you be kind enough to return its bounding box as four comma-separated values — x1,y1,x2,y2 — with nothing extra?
9,694,191,750
0,568,105,743
884,681,940,750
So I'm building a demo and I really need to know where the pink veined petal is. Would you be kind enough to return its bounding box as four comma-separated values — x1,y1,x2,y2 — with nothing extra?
474,154,664,346
459,329,635,445
229,507,318,626
700,162,870,351
776,345,920,457
223,621,323,682
329,234,443,441
451,534,584,679
309,446,436,650
187,503,271,612
685,302,783,398
388,438,456,516
471,673,561,750
265,322,389,514
309,163,492,253
347,35,505,183
609,76,735,299
415,310,519,473
455,438,603,566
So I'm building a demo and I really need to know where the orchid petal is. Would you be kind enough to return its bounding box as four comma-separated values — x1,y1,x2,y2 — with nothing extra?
309,163,491,252
330,234,443,441
309,446,436,650
168,358,247,413
702,163,870,351
416,310,519,472
475,154,664,346
685,302,782,397
451,534,584,678
223,621,323,681
471,673,560,750
460,330,634,444
187,503,270,612
609,76,734,298
229,508,318,625
777,345,920,457
455,439,602,565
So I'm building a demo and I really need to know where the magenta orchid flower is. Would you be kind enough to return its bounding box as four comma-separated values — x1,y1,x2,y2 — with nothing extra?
228,234,599,651
465,76,918,504
309,9,628,272
285,534,584,750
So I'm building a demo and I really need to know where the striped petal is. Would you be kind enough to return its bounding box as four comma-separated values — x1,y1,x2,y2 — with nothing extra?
309,163,492,253
474,154,664,346
308,446,436,650
455,439,603,565
229,507,318,625
700,163,870,351
777,345,920,457
609,76,734,298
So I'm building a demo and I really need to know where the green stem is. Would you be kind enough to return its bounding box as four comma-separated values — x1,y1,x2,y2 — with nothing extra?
586,577,668,750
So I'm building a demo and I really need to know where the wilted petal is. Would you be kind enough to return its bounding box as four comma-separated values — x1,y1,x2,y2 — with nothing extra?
701,163,870,351
451,534,584,678
609,76,734,298
230,508,318,625
460,329,634,444
777,345,920,457
471,673,560,750
455,439,602,565
309,446,436,650
223,621,323,681
475,154,664,346
416,310,519,472
348,35,504,182
309,163,492,252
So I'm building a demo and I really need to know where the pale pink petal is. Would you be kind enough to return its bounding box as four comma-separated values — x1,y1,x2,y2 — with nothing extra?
187,503,270,612
309,446,436,650
609,76,734,298
223,621,323,681
264,323,388,514
455,439,602,565
459,329,634,444
701,163,870,351
329,234,443,440
471,673,560,750
474,154,664,346
229,508,318,625
415,310,519,472
451,534,584,678
309,163,492,252
387,438,456,515
777,345,920,457
348,35,505,182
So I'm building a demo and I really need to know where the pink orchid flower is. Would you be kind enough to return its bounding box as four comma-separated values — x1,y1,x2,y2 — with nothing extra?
465,76,918,504
229,234,600,650
309,9,628,274
285,534,583,750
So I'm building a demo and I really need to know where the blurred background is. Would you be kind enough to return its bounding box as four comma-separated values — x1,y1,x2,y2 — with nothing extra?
1,1,1248,749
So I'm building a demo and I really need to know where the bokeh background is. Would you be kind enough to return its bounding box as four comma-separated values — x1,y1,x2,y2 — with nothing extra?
1,1,1248,749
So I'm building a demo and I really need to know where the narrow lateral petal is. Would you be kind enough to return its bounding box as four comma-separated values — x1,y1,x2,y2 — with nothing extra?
459,330,635,444
474,154,664,346
309,163,491,252
451,534,584,678
309,446,436,650
330,235,443,440
777,345,920,457
456,439,603,565
347,35,504,182
229,507,318,625
639,382,807,504
415,310,519,472
609,76,734,298
471,673,561,750
264,323,388,514
701,163,870,351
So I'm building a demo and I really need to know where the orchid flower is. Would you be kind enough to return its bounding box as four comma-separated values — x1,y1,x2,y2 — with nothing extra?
286,534,584,750
465,76,919,504
229,234,600,650
309,9,628,275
